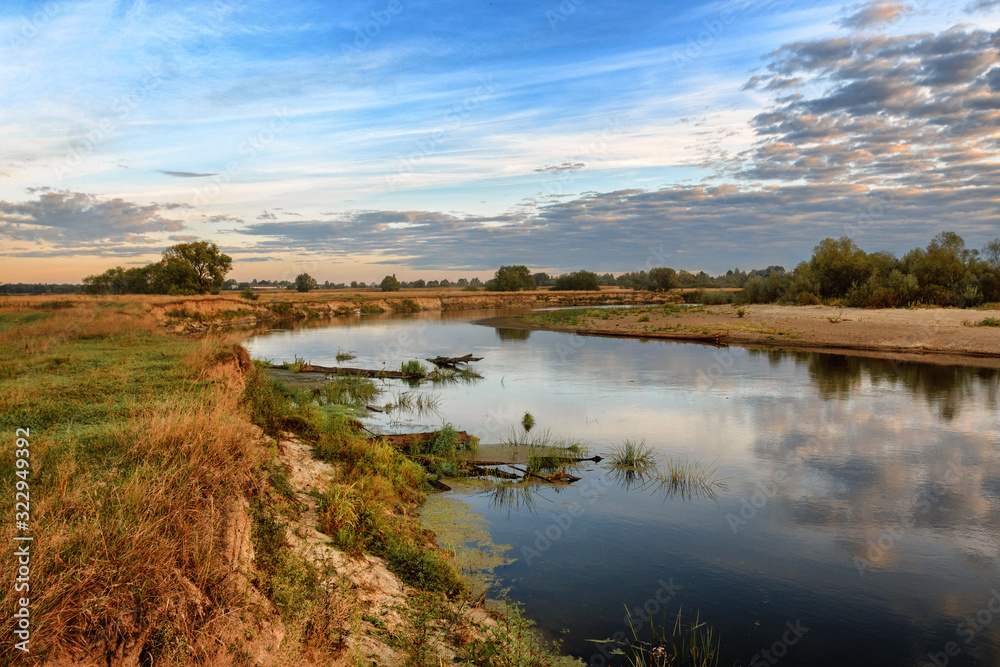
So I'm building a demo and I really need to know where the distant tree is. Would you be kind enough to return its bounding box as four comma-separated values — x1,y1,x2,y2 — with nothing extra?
380,275,401,292
597,273,617,286
223,278,238,289
486,265,535,292
295,273,318,292
350,281,358,288
456,278,469,287
411,278,426,289
161,241,232,293
553,270,600,291
648,267,679,292
532,272,552,287
439,278,451,287
809,237,869,298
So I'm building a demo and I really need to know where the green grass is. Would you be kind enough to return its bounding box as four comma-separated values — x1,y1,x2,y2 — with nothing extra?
623,607,722,667
400,359,428,375
335,348,356,362
610,439,657,467
976,317,1000,327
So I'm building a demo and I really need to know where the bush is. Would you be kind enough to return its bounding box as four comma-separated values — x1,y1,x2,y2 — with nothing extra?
240,288,259,301
485,265,535,292
553,270,600,291
295,273,318,292
380,275,401,292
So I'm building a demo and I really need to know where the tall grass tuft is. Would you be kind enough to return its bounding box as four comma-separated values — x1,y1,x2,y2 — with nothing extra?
624,607,722,667
610,439,657,467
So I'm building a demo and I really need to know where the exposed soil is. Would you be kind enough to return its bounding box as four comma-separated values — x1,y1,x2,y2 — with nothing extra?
480,304,1000,368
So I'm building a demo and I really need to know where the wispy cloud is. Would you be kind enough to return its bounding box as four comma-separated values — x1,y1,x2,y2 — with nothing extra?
156,170,218,178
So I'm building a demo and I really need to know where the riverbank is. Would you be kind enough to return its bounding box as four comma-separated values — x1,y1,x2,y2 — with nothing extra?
0,287,669,333
479,303,1000,368
0,298,579,665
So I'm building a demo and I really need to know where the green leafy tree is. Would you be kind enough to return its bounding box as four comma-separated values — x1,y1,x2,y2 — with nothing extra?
553,270,600,291
648,267,679,292
809,237,870,298
485,265,535,292
295,273,318,292
380,275,401,292
161,241,233,293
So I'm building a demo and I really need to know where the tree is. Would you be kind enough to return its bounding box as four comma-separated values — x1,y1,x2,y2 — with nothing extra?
161,241,232,293
532,272,552,287
648,267,679,292
380,275,401,292
486,265,535,292
295,273,318,292
809,237,869,298
553,270,600,291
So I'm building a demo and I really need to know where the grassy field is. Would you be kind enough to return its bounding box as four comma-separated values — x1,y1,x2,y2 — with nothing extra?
0,298,578,665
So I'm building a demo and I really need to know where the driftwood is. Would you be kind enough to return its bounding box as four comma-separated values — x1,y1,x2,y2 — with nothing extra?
429,479,452,491
577,329,728,345
506,465,581,484
466,455,602,466
376,430,477,451
425,354,483,367
300,363,425,379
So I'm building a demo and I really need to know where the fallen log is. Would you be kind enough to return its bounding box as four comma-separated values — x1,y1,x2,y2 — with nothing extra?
375,430,478,451
464,455,602,466
300,363,425,379
467,465,521,480
425,353,484,367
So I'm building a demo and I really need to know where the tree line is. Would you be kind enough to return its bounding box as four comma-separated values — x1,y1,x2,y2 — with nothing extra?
736,232,999,308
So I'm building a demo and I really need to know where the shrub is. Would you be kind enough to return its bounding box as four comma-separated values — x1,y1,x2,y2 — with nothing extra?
380,275,401,292
240,288,259,301
400,360,427,376
553,270,600,291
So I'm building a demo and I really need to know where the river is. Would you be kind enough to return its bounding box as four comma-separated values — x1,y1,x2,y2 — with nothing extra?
246,309,1000,666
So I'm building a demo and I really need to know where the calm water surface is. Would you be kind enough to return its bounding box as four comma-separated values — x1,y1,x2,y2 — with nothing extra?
246,310,1000,666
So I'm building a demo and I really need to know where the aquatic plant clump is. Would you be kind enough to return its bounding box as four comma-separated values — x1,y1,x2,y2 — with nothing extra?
610,439,657,467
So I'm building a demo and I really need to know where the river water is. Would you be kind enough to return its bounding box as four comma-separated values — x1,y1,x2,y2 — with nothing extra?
246,309,1000,666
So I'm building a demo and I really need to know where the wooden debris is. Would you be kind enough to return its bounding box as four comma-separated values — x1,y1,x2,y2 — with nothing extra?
299,363,425,379
425,353,483,367
428,479,452,491
375,430,478,451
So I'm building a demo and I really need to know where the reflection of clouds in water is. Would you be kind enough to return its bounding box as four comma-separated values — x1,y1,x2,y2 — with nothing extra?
745,389,1000,568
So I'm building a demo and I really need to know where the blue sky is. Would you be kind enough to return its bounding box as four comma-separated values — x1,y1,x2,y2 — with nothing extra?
1,0,999,282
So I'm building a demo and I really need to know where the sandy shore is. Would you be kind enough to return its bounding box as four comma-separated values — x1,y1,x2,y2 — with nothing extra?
480,304,1000,368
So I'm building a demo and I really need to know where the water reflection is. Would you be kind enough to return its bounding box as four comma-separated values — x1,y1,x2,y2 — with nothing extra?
748,349,1000,420
495,327,532,341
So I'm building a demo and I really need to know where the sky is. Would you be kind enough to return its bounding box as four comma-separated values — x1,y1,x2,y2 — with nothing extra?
1,0,999,283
